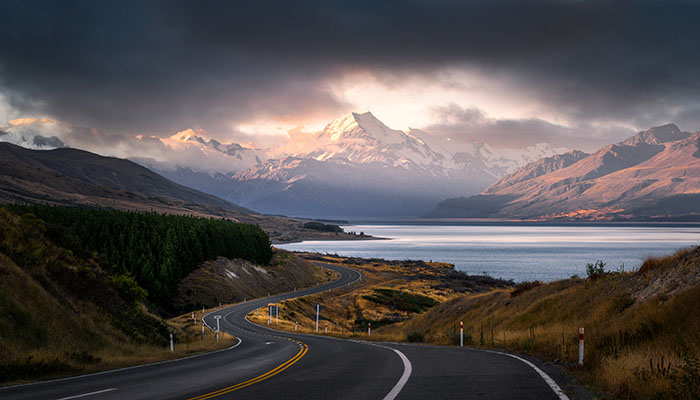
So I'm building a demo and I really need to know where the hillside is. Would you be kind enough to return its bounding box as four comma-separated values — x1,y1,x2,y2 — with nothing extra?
427,124,700,220
174,249,334,311
0,142,368,243
377,247,700,399
0,206,173,382
0,206,335,383
0,141,253,214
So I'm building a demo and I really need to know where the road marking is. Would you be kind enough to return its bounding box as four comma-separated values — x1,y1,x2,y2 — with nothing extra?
187,344,308,400
4,338,242,391
382,348,412,400
481,349,570,400
55,388,117,400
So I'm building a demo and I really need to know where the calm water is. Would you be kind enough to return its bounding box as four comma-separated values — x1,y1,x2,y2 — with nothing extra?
278,224,700,282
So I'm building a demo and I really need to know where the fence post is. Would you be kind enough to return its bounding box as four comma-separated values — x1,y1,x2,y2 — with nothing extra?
579,327,584,366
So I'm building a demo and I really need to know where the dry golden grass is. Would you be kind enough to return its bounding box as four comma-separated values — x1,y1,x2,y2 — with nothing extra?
248,249,700,399
247,255,508,342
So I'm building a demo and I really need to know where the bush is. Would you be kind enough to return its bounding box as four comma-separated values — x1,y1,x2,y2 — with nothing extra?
362,289,439,313
406,331,425,343
586,260,608,280
110,273,148,306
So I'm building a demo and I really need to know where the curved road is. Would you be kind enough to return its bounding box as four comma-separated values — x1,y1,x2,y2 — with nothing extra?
2,263,569,399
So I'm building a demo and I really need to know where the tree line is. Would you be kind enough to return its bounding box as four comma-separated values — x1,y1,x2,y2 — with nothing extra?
10,205,272,308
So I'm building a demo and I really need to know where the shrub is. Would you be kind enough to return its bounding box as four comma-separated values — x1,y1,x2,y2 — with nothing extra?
110,273,148,306
406,331,425,343
511,281,542,297
362,289,439,313
586,260,608,280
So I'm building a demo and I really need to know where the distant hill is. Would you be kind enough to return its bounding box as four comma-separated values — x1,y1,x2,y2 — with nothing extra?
0,142,370,243
426,124,700,220
0,142,253,215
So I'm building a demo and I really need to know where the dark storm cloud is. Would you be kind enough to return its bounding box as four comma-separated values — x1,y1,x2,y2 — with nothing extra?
1,0,700,139
424,104,635,150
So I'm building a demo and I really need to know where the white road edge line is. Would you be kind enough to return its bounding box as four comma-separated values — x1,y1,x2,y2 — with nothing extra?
3,338,242,390
382,348,412,400
55,387,117,400
481,349,569,400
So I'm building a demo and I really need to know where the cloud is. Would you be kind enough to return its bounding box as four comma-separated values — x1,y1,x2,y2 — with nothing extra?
1,0,700,150
424,103,636,151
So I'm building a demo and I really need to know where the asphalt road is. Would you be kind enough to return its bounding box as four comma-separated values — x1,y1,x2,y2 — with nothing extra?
1,263,570,400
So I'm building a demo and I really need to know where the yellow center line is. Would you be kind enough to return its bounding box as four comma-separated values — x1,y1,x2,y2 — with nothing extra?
188,343,308,400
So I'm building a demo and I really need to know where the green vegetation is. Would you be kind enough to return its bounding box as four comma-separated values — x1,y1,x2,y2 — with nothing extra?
10,205,272,309
0,205,274,383
585,260,608,280
362,288,439,313
303,221,344,233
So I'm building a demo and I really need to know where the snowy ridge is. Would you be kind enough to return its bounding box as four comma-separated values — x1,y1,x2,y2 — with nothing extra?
141,111,570,217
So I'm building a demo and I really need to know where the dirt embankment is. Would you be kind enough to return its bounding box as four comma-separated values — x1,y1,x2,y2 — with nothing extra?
174,249,336,311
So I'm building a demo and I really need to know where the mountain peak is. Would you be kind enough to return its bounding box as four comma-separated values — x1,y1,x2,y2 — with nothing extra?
321,111,404,144
623,123,690,146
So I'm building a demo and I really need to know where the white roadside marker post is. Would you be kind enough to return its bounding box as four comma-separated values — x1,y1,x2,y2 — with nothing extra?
368,322,371,337
460,321,464,347
315,304,320,332
201,318,205,334
295,321,298,331
169,333,174,352
191,312,195,323
214,315,221,341
268,305,272,325
579,328,584,366
324,325,327,334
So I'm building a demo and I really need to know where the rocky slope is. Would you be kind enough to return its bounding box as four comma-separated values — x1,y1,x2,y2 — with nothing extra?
427,124,700,220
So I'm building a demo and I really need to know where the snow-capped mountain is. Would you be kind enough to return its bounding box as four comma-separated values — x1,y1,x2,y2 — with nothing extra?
163,129,269,172
143,111,569,217
301,112,567,178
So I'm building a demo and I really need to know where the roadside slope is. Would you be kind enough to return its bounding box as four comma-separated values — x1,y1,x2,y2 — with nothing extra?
380,247,700,399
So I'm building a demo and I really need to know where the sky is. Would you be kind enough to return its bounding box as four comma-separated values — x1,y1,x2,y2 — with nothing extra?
2,0,700,161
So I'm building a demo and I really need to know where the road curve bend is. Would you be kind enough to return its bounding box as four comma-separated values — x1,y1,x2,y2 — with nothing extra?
1,262,570,399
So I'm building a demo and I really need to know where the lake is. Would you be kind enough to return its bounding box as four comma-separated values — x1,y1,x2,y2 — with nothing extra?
278,223,700,282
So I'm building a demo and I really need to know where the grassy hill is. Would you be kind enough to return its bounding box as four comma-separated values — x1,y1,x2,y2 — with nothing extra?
0,206,327,384
379,248,700,399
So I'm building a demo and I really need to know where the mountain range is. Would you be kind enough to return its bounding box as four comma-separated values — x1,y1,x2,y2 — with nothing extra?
426,124,700,220
4,112,700,221
145,112,567,217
